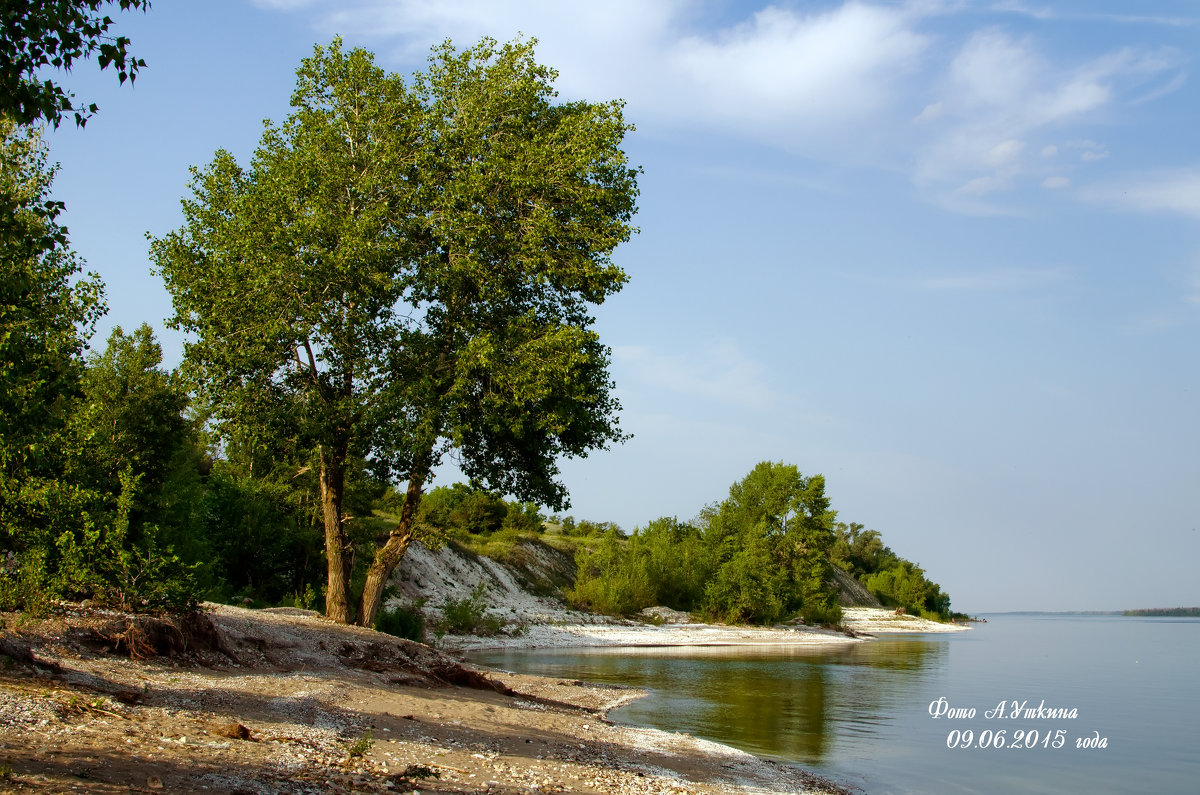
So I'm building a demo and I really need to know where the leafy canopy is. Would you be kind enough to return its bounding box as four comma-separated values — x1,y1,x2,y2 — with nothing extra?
0,119,104,541
0,1,151,127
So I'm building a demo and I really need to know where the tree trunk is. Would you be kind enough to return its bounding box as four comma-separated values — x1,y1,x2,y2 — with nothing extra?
320,449,354,624
357,467,426,628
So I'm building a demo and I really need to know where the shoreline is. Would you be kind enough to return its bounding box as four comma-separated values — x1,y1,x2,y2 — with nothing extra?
0,605,963,793
0,604,863,793
447,606,970,652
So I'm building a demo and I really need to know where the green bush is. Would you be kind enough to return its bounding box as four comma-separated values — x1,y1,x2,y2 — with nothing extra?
374,602,426,642
0,549,53,617
434,583,503,636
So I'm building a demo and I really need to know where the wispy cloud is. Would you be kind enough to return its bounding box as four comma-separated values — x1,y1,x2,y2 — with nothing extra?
1083,168,1200,218
259,1,1188,215
663,2,927,144
989,2,1200,28
287,0,930,152
911,31,1175,207
613,342,776,411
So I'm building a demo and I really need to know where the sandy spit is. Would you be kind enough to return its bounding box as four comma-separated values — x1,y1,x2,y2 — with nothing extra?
447,607,969,652
0,604,857,794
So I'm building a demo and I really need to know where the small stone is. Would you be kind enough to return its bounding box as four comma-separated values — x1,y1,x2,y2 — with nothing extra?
147,776,164,789
214,722,251,740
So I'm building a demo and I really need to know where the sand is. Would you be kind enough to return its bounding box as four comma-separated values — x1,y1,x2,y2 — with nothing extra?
0,604,964,793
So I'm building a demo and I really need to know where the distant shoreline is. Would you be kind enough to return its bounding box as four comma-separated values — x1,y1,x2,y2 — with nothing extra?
1122,607,1200,617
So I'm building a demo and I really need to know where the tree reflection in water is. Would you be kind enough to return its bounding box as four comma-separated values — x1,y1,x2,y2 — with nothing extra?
472,636,945,764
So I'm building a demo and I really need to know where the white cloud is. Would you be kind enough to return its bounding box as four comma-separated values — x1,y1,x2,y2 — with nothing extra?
613,342,776,411
990,2,1200,29
915,101,944,122
1130,70,1188,104
258,0,1182,214
912,31,1172,208
986,139,1025,167
665,2,927,139
1042,175,1069,189
259,0,930,152
948,30,1039,109
957,174,1010,196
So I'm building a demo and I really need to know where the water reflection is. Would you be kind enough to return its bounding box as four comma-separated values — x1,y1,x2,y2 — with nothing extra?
471,638,945,763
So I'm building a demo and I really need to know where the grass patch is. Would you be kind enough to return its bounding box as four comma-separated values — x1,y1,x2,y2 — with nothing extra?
346,729,374,758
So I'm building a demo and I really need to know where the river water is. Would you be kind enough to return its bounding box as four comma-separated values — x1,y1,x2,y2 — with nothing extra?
469,614,1199,793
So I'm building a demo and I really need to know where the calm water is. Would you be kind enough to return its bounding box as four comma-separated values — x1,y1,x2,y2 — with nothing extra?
470,615,1200,793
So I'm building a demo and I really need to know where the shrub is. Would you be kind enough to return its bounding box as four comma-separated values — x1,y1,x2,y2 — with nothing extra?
434,583,503,636
374,602,426,642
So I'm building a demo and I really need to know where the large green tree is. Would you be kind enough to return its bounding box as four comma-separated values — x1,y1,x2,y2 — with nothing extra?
151,38,638,626
0,119,104,562
0,0,150,127
701,462,842,624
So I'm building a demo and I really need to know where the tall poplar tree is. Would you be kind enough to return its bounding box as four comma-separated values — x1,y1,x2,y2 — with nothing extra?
151,38,638,625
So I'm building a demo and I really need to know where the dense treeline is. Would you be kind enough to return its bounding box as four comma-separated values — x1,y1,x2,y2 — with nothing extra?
1122,607,1200,617
568,462,843,625
567,462,956,625
0,117,385,611
830,523,952,618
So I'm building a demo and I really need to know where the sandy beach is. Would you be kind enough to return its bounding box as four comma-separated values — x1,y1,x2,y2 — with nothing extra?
0,604,964,793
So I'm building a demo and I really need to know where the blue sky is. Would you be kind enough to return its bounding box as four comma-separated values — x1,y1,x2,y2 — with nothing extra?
43,1,1200,612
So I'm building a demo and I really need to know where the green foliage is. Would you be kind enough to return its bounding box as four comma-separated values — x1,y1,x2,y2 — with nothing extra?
292,583,317,611
0,127,203,614
346,729,373,758
1,315,207,614
553,516,621,538
703,530,786,624
630,517,709,609
831,521,954,619
0,1,151,128
567,527,654,615
566,465,876,626
416,483,546,553
374,601,426,642
567,518,709,616
197,461,323,605
52,468,199,613
0,548,53,616
0,120,105,560
435,583,504,636
700,462,842,626
150,36,638,626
